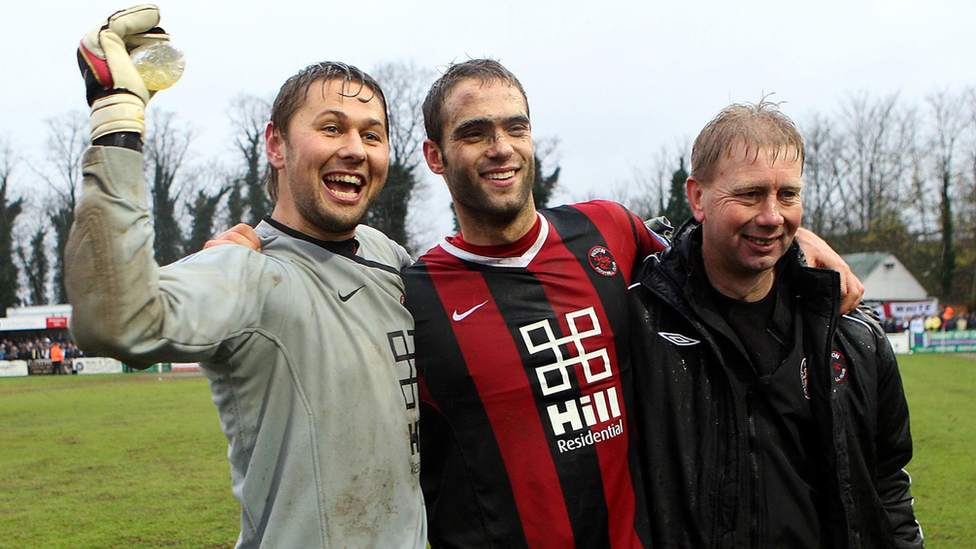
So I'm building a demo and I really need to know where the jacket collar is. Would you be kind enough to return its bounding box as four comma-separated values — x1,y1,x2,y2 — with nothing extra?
642,219,841,327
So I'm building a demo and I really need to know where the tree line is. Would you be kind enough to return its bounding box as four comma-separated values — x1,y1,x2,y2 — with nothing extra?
0,61,562,313
614,89,976,310
3,68,971,313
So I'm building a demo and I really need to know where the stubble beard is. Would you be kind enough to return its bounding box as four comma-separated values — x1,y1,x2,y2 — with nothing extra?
445,158,537,225
294,183,376,238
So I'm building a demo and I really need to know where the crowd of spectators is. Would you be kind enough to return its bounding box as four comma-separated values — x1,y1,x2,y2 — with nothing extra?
9,315,972,350
0,330,84,361
881,307,975,334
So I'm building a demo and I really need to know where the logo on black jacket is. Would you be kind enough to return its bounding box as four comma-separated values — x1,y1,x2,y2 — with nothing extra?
659,332,700,346
588,246,618,277
832,351,848,383
800,358,810,400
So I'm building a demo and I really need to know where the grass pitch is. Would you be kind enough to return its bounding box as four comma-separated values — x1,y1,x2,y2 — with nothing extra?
0,372,237,549
898,353,976,548
0,354,973,548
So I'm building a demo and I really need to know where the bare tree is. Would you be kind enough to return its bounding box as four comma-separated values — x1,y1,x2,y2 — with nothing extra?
35,112,88,303
228,94,272,226
927,90,968,300
905,128,936,239
834,93,916,235
604,168,660,221
144,111,194,266
372,60,436,168
366,61,437,251
613,141,689,221
626,146,671,220
800,113,846,236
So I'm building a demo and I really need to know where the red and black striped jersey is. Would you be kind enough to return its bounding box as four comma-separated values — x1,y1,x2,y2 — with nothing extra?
404,201,667,549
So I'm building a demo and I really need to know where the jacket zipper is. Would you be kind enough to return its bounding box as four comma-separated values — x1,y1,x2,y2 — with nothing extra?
818,294,854,548
746,388,759,549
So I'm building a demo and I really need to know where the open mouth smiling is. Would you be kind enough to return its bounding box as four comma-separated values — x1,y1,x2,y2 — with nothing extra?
323,173,365,201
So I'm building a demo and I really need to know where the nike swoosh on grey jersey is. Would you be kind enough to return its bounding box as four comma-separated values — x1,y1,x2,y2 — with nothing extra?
339,285,366,302
452,300,489,321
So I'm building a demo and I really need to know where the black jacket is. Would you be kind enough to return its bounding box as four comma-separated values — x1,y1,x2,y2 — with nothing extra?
628,222,923,548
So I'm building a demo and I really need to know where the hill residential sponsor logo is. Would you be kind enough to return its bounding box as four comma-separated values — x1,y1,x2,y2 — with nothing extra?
556,419,624,454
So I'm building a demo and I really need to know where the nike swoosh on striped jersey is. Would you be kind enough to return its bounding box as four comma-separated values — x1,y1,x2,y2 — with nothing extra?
452,300,489,321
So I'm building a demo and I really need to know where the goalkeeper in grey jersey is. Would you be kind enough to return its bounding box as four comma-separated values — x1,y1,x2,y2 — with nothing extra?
66,6,425,548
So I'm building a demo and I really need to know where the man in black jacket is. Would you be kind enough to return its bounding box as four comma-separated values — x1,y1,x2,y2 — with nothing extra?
629,101,923,548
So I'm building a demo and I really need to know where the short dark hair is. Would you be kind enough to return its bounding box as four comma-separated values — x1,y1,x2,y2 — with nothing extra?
266,62,389,202
690,100,805,185
422,59,528,147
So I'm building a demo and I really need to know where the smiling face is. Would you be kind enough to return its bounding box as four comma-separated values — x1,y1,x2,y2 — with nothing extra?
267,78,389,241
423,79,536,245
687,142,804,300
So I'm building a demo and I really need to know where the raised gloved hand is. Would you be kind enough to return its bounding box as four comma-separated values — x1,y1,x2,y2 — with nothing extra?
77,4,170,143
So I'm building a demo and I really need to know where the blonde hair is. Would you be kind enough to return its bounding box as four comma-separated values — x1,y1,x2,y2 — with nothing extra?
690,100,804,184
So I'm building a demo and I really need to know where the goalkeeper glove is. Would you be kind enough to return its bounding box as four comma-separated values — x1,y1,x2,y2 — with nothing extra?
77,4,171,144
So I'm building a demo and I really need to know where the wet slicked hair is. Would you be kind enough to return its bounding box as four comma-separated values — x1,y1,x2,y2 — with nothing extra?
422,59,529,147
690,100,804,185
266,61,389,202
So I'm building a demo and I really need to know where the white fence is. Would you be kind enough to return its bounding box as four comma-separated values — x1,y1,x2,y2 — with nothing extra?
72,357,124,375
0,360,29,377
0,357,200,376
886,332,912,355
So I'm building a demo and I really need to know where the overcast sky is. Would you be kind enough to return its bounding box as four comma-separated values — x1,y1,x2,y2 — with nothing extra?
3,0,975,243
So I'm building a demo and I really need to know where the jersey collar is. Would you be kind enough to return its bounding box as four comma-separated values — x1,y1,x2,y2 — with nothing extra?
440,213,549,268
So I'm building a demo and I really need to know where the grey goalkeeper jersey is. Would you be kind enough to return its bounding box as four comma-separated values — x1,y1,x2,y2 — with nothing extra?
66,146,426,548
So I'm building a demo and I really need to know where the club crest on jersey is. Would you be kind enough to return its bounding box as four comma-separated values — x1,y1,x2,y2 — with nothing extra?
832,351,848,383
588,246,617,277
